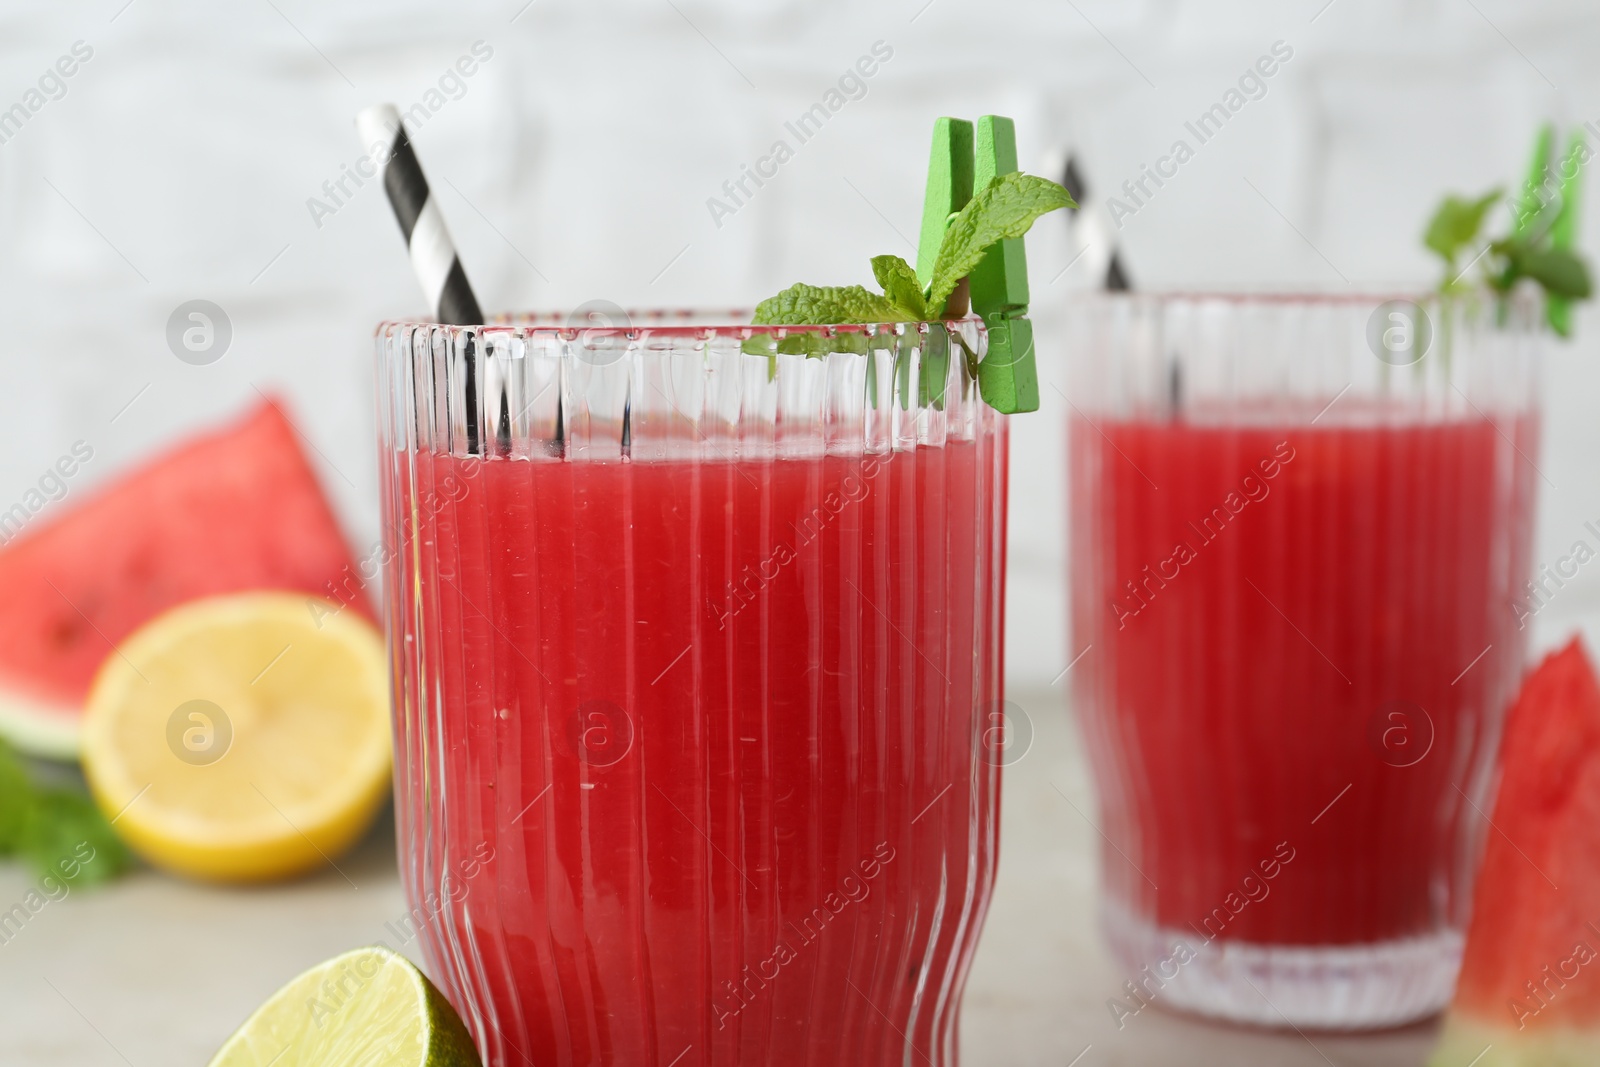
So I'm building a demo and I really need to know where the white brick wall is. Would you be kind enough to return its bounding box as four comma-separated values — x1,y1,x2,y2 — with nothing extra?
2,0,1598,686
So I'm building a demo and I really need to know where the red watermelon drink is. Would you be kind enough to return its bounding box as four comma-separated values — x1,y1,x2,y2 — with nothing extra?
1066,294,1541,1029
377,318,1007,1067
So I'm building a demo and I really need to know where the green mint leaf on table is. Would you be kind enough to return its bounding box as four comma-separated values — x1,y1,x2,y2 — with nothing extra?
0,737,132,887
927,173,1074,315
1424,190,1500,269
871,255,928,321
22,788,132,888
752,283,917,326
0,741,30,855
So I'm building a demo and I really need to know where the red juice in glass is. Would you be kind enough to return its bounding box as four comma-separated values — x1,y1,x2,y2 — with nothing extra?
1066,294,1540,1029
379,318,1007,1066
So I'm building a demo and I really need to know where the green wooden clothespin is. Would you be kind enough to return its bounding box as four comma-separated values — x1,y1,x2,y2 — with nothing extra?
914,115,1041,414
1548,130,1585,336
916,118,974,288
1511,124,1556,239
915,117,973,408
970,115,1039,414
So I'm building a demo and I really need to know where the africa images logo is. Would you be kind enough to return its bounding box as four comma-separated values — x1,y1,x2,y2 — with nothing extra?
705,41,895,229
712,842,897,1030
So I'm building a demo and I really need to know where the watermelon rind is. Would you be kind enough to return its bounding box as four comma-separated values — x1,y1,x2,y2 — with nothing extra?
0,399,371,761
1433,1017,1600,1067
0,687,79,760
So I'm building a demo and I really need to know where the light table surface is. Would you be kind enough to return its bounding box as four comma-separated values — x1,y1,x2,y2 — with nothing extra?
0,687,1438,1065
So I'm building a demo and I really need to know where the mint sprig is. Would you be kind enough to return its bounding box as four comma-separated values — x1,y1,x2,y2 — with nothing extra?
750,283,915,327
926,173,1074,312
22,788,132,889
1494,238,1592,300
753,172,1073,326
1425,190,1592,299
0,741,30,853
871,255,928,320
1424,188,1593,333
1424,128,1593,336
1423,190,1501,274
0,739,131,888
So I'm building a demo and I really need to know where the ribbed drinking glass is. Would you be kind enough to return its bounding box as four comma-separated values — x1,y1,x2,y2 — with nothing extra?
375,314,1009,1066
1065,293,1541,1028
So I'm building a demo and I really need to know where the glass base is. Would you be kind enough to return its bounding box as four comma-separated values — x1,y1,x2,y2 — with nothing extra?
1101,900,1461,1030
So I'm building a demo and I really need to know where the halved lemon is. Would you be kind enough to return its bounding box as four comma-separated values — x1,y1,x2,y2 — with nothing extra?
81,592,391,882
208,946,480,1067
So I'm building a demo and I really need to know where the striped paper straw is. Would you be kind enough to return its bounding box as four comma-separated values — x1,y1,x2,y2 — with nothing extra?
357,104,484,324
358,103,484,450
1062,155,1132,292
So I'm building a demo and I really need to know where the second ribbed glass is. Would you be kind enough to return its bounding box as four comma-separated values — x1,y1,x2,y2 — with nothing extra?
376,315,1006,1066
1065,293,1541,1029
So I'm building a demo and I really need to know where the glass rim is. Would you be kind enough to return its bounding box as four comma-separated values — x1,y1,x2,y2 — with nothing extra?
1060,288,1545,311
1066,290,1426,305
375,309,989,340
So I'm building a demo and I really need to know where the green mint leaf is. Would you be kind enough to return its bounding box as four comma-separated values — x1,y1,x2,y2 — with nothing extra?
1518,246,1593,299
776,334,827,357
740,335,775,357
927,173,1074,315
1424,189,1501,264
870,255,928,320
1485,237,1521,294
22,788,133,888
1548,298,1575,337
752,283,917,325
1427,126,1590,336
0,737,132,888
0,741,30,856
1488,236,1592,329
742,331,871,361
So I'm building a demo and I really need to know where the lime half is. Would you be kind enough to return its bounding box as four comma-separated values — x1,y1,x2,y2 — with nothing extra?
208,946,481,1067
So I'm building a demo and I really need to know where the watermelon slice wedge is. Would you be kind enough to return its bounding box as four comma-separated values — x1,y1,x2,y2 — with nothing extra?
1432,638,1600,1067
0,399,373,759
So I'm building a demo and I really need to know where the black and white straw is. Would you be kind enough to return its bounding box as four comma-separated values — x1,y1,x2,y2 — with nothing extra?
358,104,484,325
1062,155,1132,292
358,103,485,450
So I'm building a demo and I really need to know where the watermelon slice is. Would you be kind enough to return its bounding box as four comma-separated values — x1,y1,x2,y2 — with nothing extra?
0,399,373,759
1432,638,1600,1067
